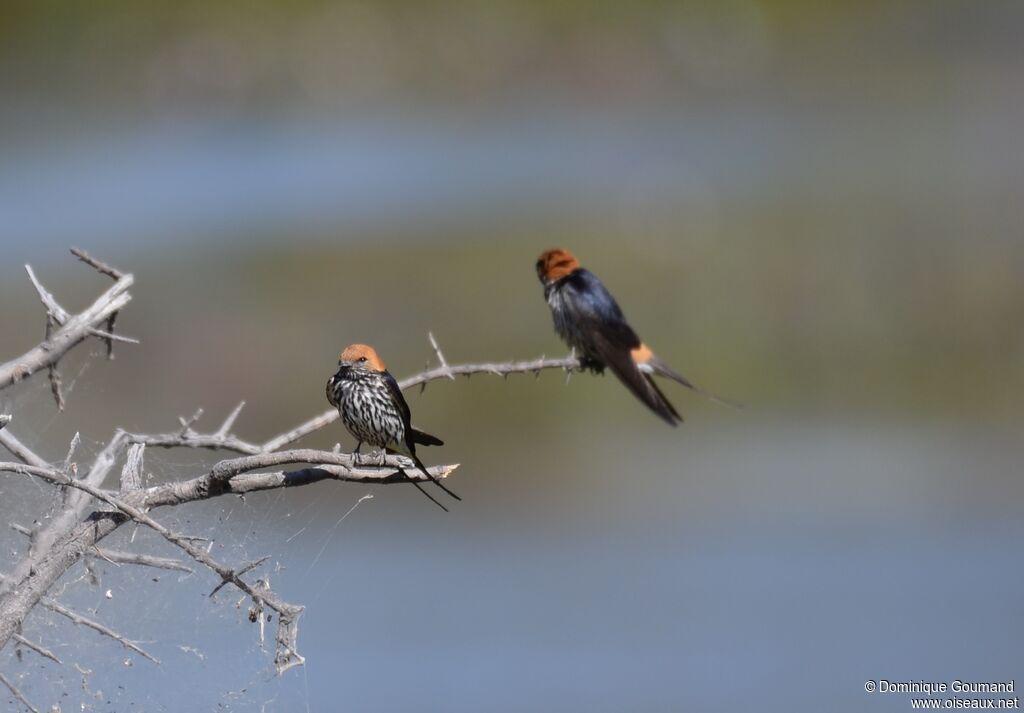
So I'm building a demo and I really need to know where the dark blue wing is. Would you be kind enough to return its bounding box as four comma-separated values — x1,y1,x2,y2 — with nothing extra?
562,269,681,425
562,269,642,351
381,370,414,447
382,369,459,504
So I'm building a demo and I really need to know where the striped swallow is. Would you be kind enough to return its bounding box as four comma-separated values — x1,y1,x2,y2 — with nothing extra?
536,248,735,425
327,343,459,510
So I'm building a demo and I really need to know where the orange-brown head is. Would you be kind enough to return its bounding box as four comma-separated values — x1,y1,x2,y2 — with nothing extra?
337,343,387,372
535,248,580,286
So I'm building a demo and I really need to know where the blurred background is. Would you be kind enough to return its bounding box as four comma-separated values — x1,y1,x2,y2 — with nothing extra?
1,0,1023,710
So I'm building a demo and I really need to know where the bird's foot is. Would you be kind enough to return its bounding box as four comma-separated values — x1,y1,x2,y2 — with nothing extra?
579,357,604,375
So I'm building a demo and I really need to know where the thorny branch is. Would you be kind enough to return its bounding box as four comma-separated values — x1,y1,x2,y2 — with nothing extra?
259,352,580,453
0,257,135,400
1,461,303,671
9,521,190,573
0,568,158,666
0,671,39,713
12,635,61,665
39,596,159,664
0,251,581,710
0,444,462,676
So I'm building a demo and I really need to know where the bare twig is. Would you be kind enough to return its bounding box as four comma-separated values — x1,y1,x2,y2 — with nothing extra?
148,462,461,507
119,443,145,492
40,598,158,664
216,402,246,438
1,457,458,509
0,462,302,671
103,311,118,359
23,265,135,348
13,634,62,665
209,555,269,598
32,430,126,562
9,523,32,538
11,520,189,574
9,524,190,573
24,262,130,403
177,408,204,436
45,315,65,411
427,332,456,381
47,365,65,411
260,355,579,452
88,326,137,345
0,261,133,392
70,247,123,281
44,354,567,477
24,265,69,322
0,671,40,713
71,248,125,358
207,448,458,484
90,549,192,574
0,428,49,469
128,429,261,455
61,433,80,476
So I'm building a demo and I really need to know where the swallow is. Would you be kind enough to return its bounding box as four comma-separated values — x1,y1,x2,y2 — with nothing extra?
327,343,460,510
536,248,735,425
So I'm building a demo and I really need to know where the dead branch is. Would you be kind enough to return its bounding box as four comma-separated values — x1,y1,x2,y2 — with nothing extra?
0,450,459,670
1,292,137,593
259,354,579,452
208,555,269,598
428,331,456,380
13,634,61,665
0,251,582,690
0,424,50,469
8,524,31,538
0,461,304,670
11,522,186,572
0,514,128,657
0,569,157,666
70,247,123,281
0,261,134,392
89,549,193,574
0,671,40,713
71,247,126,360
206,448,460,483
39,597,159,664
119,442,145,492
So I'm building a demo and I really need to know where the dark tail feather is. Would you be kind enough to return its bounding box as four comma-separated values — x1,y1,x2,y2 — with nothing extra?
411,428,444,446
644,375,683,426
411,454,462,502
649,358,743,409
601,347,682,426
409,477,449,512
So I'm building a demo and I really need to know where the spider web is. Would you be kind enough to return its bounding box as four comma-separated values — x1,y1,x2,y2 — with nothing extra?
0,363,377,712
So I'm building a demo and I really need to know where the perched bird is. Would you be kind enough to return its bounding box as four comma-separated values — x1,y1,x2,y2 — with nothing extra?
535,248,734,426
326,343,460,510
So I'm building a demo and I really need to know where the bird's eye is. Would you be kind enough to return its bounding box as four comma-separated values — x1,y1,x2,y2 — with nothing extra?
358,356,367,363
